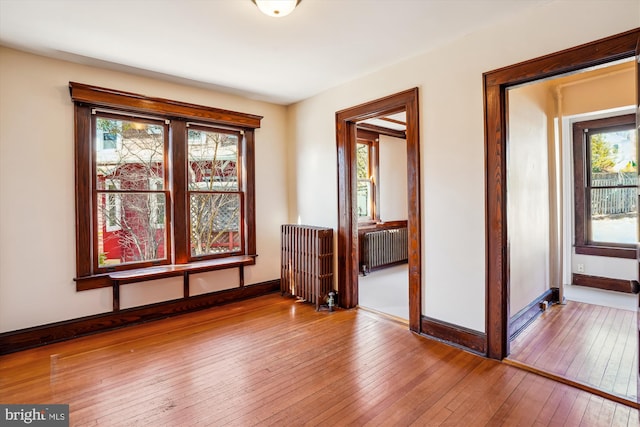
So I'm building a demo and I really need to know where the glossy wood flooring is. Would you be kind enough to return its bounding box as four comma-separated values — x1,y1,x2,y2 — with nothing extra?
1,294,638,426
508,300,638,406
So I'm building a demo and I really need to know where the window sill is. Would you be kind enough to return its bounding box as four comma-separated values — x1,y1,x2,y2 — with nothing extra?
75,255,256,291
574,245,636,259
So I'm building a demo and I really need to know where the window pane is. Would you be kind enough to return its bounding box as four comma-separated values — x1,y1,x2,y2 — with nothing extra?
96,117,165,190
188,129,238,192
190,193,241,256
590,187,637,245
357,180,370,218
357,143,369,179
97,193,167,267
590,129,637,186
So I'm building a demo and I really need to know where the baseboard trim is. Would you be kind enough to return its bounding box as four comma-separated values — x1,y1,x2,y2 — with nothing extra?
509,288,559,340
420,316,486,355
572,274,635,294
0,280,279,355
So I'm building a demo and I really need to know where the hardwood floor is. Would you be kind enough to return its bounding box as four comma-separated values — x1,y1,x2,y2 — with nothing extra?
509,300,638,406
1,294,638,426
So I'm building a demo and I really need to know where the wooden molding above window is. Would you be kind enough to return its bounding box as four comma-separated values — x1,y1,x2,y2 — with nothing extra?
69,82,263,129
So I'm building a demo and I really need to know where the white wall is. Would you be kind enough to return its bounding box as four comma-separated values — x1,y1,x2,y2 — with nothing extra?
287,1,639,332
379,135,408,222
0,47,289,332
507,83,551,315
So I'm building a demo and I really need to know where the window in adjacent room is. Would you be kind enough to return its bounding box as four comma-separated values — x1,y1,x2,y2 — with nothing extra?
573,113,637,258
356,129,379,223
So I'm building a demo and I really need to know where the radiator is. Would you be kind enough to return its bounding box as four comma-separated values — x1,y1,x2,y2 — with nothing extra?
361,227,408,274
281,225,334,310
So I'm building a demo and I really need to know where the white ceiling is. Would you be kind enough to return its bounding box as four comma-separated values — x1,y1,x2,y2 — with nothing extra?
0,0,548,105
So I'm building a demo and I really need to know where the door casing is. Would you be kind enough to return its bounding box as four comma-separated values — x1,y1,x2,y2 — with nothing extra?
335,88,422,332
483,28,640,359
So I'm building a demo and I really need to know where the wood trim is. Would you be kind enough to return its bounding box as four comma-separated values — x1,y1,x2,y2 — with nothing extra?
244,130,257,256
574,245,636,259
572,273,636,294
420,316,487,355
484,28,640,360
336,88,421,333
483,29,640,88
109,256,255,284
75,255,256,290
74,104,93,278
172,121,189,264
356,128,380,141
357,220,408,232
357,122,406,139
74,274,111,291
503,359,639,409
484,73,508,359
0,280,279,355
509,288,559,340
69,82,263,129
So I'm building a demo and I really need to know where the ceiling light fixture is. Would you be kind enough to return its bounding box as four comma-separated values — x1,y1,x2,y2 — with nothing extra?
252,0,300,18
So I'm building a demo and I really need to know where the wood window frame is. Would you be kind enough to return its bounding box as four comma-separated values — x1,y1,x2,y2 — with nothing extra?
71,82,262,290
483,28,639,360
573,114,636,259
356,128,380,224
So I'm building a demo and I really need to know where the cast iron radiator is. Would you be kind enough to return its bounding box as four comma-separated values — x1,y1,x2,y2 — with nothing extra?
361,227,408,274
280,224,334,310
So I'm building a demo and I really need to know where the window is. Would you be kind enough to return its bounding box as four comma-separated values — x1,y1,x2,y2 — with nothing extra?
188,127,242,257
71,82,261,284
95,115,168,268
573,114,637,258
356,128,379,223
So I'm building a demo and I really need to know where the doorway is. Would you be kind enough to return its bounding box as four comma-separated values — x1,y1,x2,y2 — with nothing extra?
484,29,639,405
356,113,410,321
335,88,422,332
504,58,638,405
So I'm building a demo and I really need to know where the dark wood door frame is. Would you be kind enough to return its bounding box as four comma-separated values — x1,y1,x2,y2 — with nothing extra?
336,88,422,332
483,28,640,359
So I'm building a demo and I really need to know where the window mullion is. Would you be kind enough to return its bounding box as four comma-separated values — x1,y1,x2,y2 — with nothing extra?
171,121,189,264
